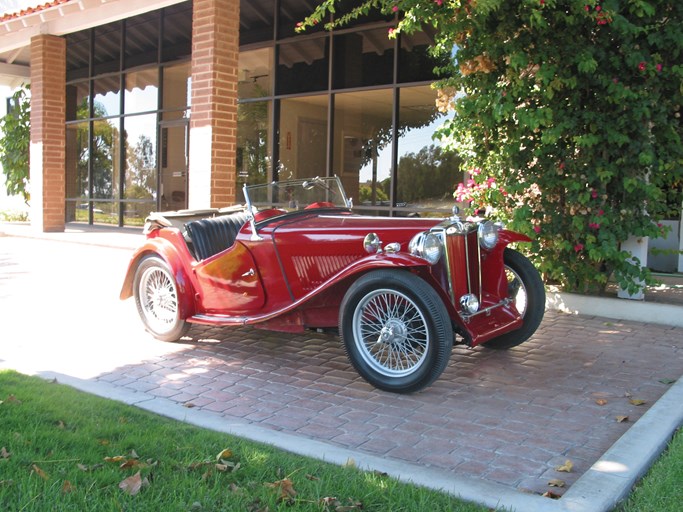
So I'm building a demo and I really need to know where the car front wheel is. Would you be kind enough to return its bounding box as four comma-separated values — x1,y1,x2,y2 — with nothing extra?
133,256,189,342
339,270,453,393
483,248,545,349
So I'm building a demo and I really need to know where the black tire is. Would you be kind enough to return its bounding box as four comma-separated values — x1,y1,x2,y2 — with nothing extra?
483,248,545,349
133,256,190,342
339,270,453,393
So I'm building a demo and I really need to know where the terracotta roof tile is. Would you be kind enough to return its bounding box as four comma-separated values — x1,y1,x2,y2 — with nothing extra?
0,0,72,23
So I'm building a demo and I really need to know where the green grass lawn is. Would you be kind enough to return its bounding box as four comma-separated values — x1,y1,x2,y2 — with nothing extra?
2,370,680,512
0,370,486,512
619,427,683,512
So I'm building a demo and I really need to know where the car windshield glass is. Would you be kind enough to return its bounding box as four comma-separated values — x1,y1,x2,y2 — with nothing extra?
243,177,350,212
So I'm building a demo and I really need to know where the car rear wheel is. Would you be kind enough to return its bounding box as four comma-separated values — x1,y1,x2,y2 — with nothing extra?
339,270,453,393
133,256,189,342
483,248,545,349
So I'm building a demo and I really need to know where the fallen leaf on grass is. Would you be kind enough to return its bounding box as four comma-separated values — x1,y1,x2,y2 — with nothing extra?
548,479,565,488
118,471,149,496
266,477,297,502
105,455,127,463
616,415,629,423
629,399,646,406
3,394,21,404
32,464,48,480
305,474,319,481
62,480,74,494
215,449,233,461
555,460,573,473
1,447,10,459
215,461,240,473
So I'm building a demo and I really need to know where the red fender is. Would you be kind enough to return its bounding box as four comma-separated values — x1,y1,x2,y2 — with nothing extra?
119,228,197,319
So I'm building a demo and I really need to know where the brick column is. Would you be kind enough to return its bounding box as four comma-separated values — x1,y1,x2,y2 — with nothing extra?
188,0,240,208
29,34,66,232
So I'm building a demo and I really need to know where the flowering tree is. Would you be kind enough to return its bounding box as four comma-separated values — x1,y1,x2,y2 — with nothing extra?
300,0,682,294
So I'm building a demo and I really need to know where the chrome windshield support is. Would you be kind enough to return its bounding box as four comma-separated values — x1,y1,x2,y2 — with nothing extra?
243,183,264,241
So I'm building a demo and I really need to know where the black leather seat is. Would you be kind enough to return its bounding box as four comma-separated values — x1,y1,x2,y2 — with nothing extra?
185,211,249,260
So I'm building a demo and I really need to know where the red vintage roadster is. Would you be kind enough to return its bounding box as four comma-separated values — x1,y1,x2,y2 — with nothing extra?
120,176,545,393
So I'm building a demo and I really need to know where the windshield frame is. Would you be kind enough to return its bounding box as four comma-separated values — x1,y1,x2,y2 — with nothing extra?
242,176,352,241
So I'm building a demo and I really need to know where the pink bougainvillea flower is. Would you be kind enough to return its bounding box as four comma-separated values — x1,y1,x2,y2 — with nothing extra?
388,28,395,36
597,209,604,216
638,61,647,72
591,189,598,199
392,5,398,12
595,5,601,11
589,222,601,229
533,225,541,234
656,63,663,72
434,0,443,6
574,243,584,252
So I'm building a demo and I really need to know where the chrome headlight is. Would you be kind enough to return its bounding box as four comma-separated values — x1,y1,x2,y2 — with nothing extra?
460,293,480,315
478,221,500,250
409,232,442,265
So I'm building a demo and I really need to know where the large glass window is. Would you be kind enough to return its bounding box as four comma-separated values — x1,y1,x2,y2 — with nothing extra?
239,48,272,99
333,28,395,89
124,11,159,69
65,2,191,227
124,69,159,114
240,0,275,45
65,122,89,222
333,89,394,212
94,21,121,76
94,77,121,117
279,96,328,179
123,113,158,224
398,29,445,83
66,82,90,121
396,86,460,215
277,37,328,95
237,100,272,189
162,62,191,110
162,2,192,62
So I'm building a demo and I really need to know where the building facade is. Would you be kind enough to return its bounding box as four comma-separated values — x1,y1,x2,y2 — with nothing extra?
0,0,459,231
0,0,462,231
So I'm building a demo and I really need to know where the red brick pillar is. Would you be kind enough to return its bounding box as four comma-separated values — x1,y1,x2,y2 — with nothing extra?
188,0,240,208
29,34,66,232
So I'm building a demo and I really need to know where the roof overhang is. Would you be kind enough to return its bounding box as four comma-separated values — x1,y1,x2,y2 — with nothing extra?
0,0,186,88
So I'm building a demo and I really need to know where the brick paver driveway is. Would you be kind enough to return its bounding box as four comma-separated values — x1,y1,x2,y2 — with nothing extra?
100,312,682,496
2,234,682,497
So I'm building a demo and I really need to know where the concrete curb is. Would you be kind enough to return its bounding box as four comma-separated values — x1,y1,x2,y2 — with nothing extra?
30,368,683,512
546,290,683,328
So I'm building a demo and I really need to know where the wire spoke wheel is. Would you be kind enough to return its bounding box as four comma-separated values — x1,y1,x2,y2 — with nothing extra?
505,265,528,317
354,289,429,377
340,270,452,393
140,266,179,332
133,256,189,341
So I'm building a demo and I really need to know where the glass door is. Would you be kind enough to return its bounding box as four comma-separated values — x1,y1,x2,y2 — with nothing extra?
159,118,189,211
